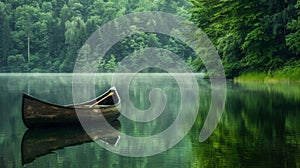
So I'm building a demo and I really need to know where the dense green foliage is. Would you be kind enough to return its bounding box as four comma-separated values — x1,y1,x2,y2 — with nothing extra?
0,0,193,72
190,0,300,78
3,0,300,76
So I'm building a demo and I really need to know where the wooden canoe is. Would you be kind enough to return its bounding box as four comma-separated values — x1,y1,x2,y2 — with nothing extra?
22,120,121,164
22,87,121,128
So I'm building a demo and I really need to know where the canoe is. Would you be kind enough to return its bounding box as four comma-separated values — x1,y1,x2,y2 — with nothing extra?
22,87,121,128
22,120,121,164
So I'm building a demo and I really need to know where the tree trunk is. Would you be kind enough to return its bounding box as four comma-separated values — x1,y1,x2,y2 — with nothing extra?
27,36,30,63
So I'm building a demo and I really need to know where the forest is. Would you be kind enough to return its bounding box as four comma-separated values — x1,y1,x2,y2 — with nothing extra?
190,0,300,79
0,0,300,79
0,0,193,73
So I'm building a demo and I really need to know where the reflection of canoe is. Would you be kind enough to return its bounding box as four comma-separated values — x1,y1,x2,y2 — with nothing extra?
22,120,121,165
22,87,121,128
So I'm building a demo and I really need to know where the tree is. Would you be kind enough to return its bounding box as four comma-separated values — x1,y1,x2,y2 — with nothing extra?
60,16,86,72
7,54,25,71
14,5,41,63
286,0,300,56
105,54,117,72
0,2,11,69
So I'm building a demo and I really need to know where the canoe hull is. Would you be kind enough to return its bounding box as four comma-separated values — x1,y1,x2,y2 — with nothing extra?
22,88,121,128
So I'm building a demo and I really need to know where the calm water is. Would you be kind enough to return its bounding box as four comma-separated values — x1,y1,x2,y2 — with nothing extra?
0,74,299,168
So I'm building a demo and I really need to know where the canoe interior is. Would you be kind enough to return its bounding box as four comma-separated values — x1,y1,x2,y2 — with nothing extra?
67,89,120,107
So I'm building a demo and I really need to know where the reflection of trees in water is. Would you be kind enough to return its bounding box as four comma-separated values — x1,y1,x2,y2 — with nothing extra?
191,82,300,167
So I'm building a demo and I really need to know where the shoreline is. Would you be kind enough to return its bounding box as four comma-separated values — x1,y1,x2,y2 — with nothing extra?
234,72,300,83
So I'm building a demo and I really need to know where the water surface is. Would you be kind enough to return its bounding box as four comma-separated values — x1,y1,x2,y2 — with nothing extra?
0,74,299,168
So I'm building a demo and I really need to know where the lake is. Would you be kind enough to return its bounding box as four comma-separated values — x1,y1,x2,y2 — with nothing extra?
0,73,299,168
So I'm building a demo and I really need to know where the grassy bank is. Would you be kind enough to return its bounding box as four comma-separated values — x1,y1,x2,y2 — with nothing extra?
234,61,300,83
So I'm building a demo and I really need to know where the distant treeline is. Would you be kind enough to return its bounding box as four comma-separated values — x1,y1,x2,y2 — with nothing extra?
0,0,194,73
190,0,300,78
